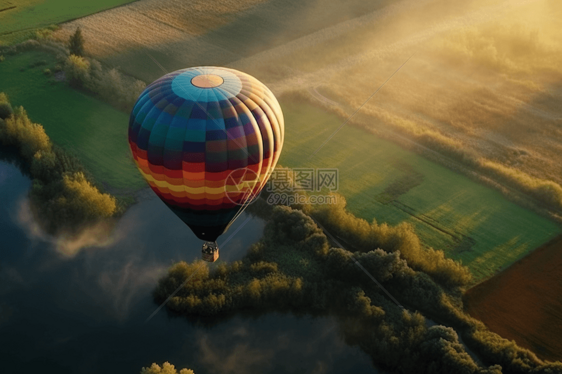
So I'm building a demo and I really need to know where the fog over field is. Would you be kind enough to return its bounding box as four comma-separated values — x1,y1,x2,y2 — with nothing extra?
54,0,562,221
2,0,561,371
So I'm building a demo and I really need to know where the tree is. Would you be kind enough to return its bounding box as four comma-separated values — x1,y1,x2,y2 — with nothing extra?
64,54,90,87
68,27,85,56
0,102,13,119
0,92,12,119
140,362,194,374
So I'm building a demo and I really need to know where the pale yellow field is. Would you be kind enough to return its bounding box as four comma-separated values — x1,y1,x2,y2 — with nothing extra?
52,0,268,79
53,0,396,81
54,0,562,216
228,0,562,215
54,0,266,54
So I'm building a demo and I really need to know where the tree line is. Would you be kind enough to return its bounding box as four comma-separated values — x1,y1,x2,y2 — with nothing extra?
287,89,562,222
140,362,194,374
0,93,118,235
63,27,146,112
0,27,146,114
154,198,562,373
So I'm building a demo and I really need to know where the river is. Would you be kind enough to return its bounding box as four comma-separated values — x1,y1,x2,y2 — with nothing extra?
0,160,382,374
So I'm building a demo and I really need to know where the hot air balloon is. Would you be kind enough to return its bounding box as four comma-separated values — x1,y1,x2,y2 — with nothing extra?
128,67,284,262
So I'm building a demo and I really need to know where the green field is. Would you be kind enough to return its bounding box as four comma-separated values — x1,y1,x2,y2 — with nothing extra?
279,101,561,283
2,48,559,282
0,50,144,191
0,0,136,45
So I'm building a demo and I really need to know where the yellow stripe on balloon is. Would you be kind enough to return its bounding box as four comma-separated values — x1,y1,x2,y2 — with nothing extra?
138,168,265,195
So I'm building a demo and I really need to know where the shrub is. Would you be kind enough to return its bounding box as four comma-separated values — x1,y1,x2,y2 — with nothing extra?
64,54,90,87
0,102,13,119
68,27,85,57
306,194,472,288
140,362,194,374
0,94,118,235
0,106,51,159
29,59,47,68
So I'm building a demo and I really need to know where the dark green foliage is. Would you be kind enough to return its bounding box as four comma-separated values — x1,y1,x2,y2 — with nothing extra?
140,361,194,374
154,199,562,373
417,326,478,374
63,54,146,112
0,102,13,119
461,328,562,374
154,206,474,373
304,195,473,289
68,27,85,57
30,145,85,183
0,39,41,56
28,59,47,68
0,95,116,235
64,54,89,88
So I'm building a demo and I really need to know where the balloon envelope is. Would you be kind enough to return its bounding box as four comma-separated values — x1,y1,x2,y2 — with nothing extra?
128,66,284,242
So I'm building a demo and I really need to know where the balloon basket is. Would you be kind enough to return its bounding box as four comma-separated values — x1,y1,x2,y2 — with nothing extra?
202,241,219,262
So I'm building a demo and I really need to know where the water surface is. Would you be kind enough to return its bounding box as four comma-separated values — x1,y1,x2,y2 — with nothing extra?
0,161,380,374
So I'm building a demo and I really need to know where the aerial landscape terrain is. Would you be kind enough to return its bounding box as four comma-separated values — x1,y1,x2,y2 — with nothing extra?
1,0,561,373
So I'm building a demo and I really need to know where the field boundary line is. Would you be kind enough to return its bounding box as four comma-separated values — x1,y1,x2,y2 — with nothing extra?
313,218,404,309
307,87,562,226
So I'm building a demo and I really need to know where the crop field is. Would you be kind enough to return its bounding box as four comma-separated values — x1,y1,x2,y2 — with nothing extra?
0,0,136,45
52,0,394,82
0,50,144,191
233,0,562,187
52,0,562,219
464,235,562,361
279,101,560,283
5,0,560,282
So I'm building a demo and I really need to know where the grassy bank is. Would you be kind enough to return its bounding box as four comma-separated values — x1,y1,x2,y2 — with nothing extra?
154,201,562,373
0,0,137,45
0,49,144,191
278,100,560,283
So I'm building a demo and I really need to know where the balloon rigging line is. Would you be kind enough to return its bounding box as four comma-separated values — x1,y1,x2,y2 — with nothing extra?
140,56,283,322
144,269,200,323
192,98,268,227
313,219,403,309
220,215,252,247
145,52,272,236
142,54,402,308
144,216,252,323
308,53,415,159
350,256,403,308
145,52,168,75
145,53,271,209
228,189,257,228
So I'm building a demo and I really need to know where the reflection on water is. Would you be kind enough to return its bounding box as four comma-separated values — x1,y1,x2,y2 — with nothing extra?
0,161,381,374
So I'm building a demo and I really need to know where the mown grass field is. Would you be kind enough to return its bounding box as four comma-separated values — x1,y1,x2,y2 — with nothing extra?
279,101,561,283
52,0,393,83
0,0,136,45
0,50,144,191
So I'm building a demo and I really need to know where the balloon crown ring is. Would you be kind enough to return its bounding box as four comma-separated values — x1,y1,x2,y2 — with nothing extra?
191,74,224,88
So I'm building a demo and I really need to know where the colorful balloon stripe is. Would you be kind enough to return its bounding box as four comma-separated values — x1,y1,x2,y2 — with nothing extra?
128,67,284,242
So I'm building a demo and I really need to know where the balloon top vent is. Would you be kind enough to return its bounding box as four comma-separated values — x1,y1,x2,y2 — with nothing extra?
191,74,224,88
